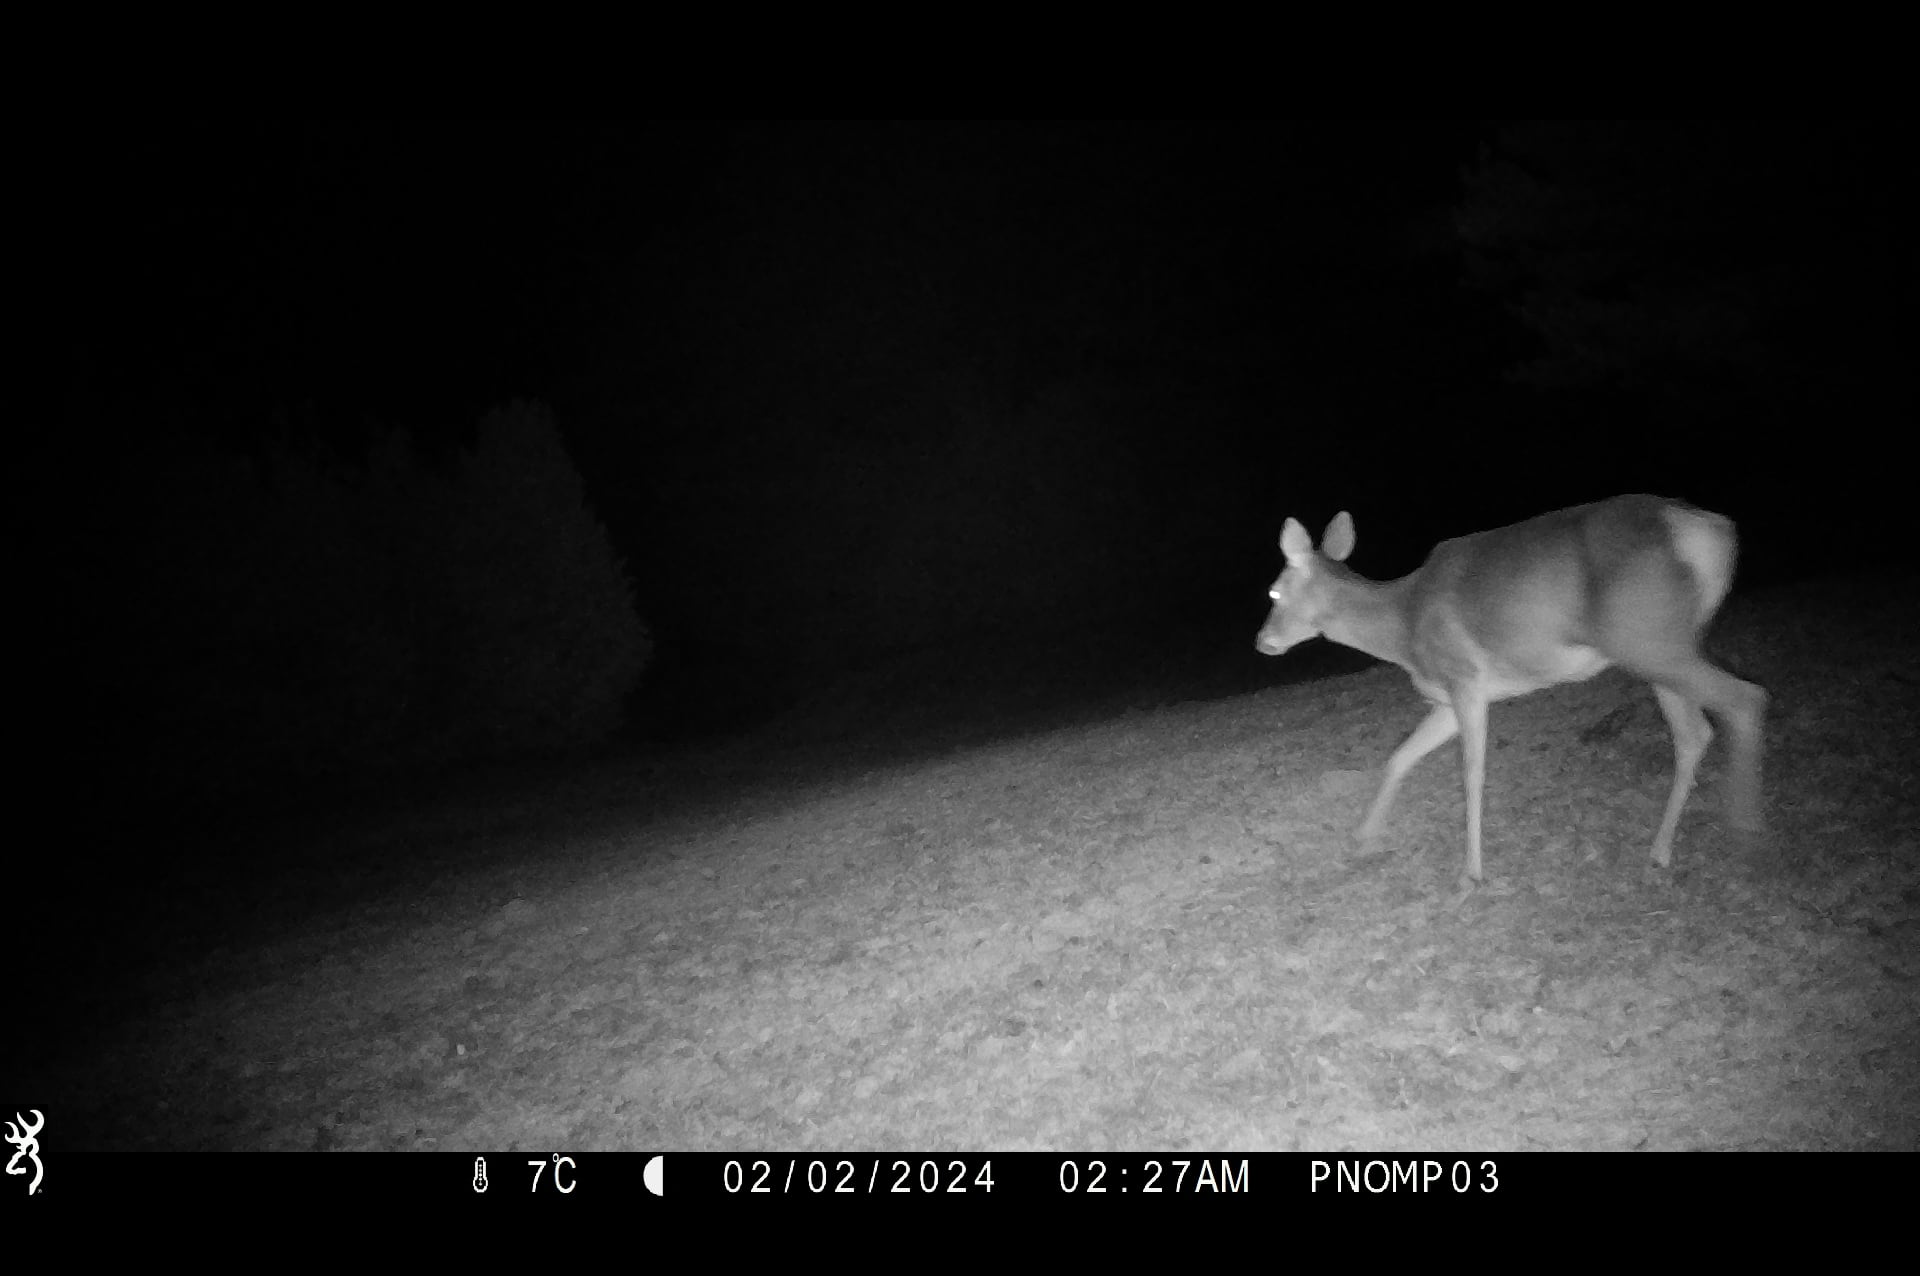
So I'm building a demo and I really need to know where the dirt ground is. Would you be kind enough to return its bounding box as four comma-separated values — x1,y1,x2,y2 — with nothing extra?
36,573,1920,1152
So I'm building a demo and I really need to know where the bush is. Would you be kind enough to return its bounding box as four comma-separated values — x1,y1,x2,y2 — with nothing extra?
102,400,650,808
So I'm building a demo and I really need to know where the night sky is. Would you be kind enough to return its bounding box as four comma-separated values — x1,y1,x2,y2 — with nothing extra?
45,120,1909,769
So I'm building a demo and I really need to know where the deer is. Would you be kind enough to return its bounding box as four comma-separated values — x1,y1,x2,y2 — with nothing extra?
1255,495,1766,882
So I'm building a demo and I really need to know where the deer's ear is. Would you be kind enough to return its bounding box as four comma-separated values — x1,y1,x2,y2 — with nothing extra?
1321,511,1355,562
1279,518,1313,563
